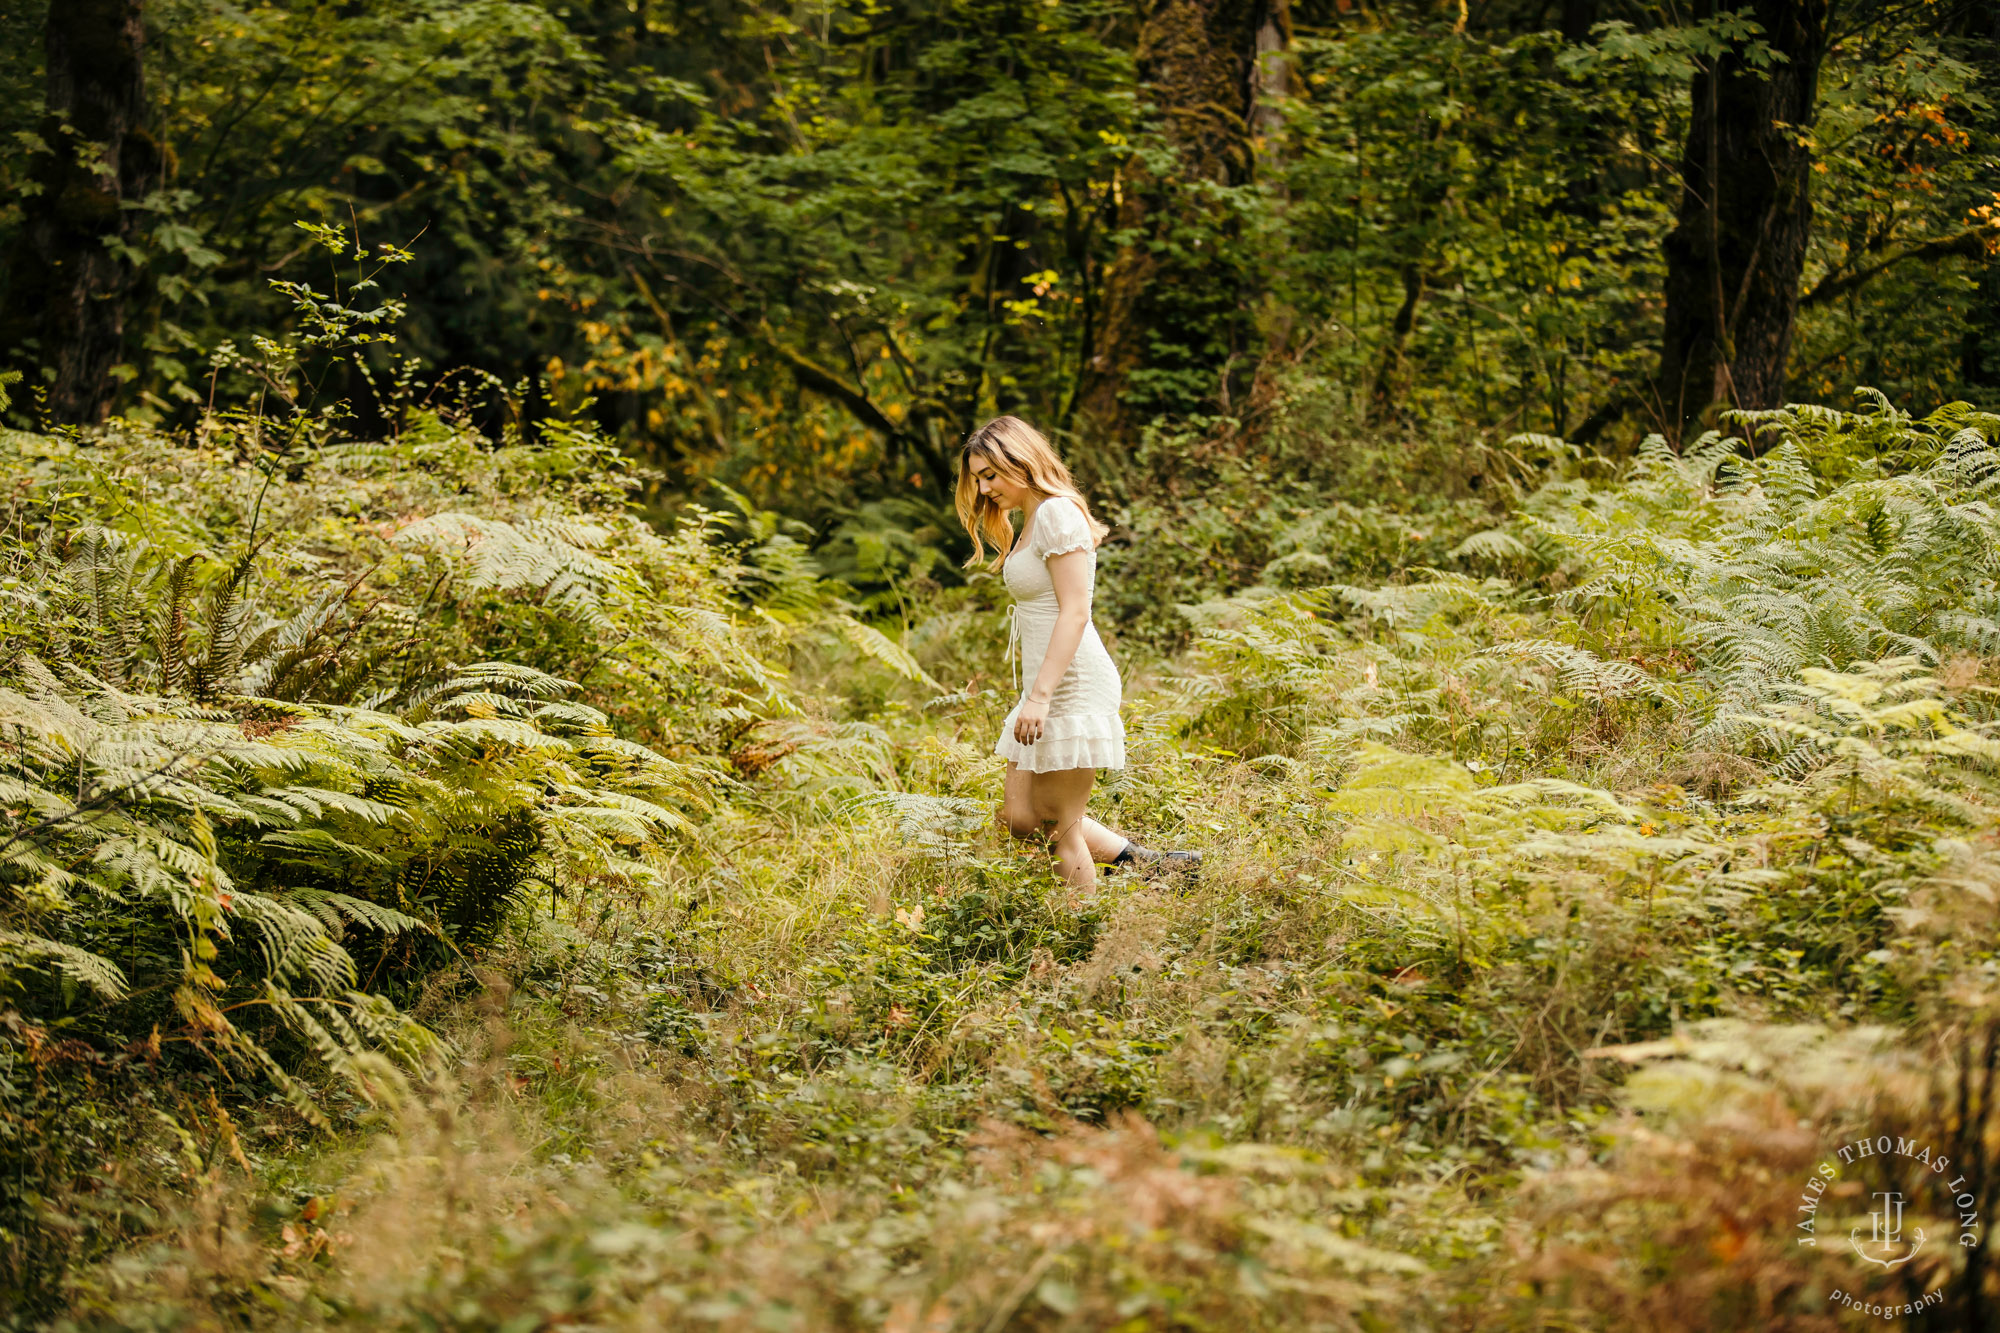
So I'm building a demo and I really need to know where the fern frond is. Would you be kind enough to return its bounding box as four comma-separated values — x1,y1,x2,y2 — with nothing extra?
1483,640,1668,700
831,614,942,691
0,930,128,998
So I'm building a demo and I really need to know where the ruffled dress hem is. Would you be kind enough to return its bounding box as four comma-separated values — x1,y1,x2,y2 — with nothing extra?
994,706,1126,773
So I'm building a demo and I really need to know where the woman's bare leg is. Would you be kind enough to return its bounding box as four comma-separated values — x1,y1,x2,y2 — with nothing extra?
1000,764,1131,865
1076,815,1129,863
1028,766,1097,888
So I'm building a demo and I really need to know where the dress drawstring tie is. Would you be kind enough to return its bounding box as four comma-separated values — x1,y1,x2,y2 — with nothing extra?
1005,603,1022,698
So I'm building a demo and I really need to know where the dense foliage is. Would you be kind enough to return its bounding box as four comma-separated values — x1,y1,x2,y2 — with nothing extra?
1,1,1995,512
4,0,2000,1328
2,336,1998,1323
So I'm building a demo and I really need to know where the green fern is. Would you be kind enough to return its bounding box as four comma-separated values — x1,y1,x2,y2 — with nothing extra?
1520,406,2000,737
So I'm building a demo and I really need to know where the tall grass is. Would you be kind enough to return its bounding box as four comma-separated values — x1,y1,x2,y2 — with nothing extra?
9,397,2000,1329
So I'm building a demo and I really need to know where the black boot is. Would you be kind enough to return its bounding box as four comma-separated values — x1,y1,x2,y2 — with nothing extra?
1111,840,1201,884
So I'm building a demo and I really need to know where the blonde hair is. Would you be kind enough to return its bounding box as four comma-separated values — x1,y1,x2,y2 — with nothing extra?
954,416,1109,570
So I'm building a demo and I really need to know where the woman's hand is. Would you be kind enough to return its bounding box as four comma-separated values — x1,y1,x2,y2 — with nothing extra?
1014,694,1050,746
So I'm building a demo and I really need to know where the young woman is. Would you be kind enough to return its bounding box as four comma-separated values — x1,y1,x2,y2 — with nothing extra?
955,415,1199,888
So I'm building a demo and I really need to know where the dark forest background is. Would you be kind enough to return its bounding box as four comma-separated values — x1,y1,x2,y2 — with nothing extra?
3,0,1995,528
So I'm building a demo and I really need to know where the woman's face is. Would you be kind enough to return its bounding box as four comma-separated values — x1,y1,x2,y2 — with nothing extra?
969,454,1033,511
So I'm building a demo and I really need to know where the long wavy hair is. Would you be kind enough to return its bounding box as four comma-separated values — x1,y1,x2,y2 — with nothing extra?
954,416,1109,570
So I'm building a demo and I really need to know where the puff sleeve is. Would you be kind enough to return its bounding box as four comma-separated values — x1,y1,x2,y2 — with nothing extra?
1030,497,1095,560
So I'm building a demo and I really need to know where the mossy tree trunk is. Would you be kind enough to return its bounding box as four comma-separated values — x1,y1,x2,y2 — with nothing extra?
1073,0,1290,450
1948,0,2000,402
2,0,161,425
1656,0,1829,441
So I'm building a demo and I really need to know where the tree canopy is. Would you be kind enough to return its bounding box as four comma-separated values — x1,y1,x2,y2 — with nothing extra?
2,0,1993,509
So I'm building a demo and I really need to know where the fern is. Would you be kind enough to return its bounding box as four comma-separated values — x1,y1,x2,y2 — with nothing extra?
0,622,713,1115
393,513,631,636
1522,406,2000,737
1727,658,2000,823
858,790,991,865
833,614,944,691
1482,640,1667,702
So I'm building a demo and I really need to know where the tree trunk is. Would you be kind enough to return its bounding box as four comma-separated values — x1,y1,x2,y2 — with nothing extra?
1251,2,1295,145
1656,0,1829,441
1073,0,1288,447
2,1,160,425
1560,0,1597,44
1946,0,1999,400
1368,263,1428,419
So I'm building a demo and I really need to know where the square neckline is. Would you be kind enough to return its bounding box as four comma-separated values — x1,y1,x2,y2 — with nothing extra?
1007,496,1086,563
1005,501,1046,564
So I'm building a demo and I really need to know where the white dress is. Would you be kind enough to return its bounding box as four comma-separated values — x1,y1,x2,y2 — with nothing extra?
993,497,1126,773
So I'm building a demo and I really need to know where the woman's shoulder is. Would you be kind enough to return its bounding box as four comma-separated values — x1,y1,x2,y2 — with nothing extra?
1038,494,1088,524
1031,494,1095,557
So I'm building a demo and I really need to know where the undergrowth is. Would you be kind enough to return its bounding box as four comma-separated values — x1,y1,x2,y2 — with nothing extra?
6,383,2000,1330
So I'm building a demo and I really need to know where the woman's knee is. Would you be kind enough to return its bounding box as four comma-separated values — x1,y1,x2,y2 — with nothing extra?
999,803,1043,841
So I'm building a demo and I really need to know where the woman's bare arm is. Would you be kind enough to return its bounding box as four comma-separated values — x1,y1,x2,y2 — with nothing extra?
1014,550,1093,745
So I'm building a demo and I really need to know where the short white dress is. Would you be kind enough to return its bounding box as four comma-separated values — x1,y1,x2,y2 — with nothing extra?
994,497,1126,773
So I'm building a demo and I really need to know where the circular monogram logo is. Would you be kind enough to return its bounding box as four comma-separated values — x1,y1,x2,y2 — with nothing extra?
1796,1131,1982,1317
